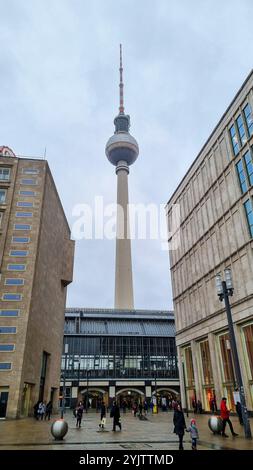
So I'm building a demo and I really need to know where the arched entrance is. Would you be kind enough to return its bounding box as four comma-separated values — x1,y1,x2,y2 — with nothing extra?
152,388,179,410
80,388,108,409
116,388,144,410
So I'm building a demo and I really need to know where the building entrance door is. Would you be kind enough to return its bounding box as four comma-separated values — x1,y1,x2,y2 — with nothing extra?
0,389,9,418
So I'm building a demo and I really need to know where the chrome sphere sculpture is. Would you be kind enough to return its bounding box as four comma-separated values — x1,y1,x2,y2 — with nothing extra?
51,419,68,440
208,415,223,434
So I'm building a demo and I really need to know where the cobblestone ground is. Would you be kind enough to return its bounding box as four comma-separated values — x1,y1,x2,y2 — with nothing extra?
0,410,253,450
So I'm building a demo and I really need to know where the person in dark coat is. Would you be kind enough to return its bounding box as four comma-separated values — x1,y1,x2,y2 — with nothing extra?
173,404,186,450
235,401,243,426
99,401,106,429
110,401,121,431
45,401,53,420
76,402,84,428
33,400,40,420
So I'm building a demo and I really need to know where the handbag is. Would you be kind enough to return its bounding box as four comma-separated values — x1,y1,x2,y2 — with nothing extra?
101,417,106,426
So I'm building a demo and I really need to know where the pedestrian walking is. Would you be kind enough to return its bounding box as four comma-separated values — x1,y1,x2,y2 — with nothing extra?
76,401,84,428
38,401,46,420
220,397,238,437
99,401,106,430
33,400,40,420
138,401,143,417
235,401,243,426
110,401,121,431
197,400,203,414
173,403,186,450
133,401,138,417
45,401,52,420
187,418,199,450
144,400,148,415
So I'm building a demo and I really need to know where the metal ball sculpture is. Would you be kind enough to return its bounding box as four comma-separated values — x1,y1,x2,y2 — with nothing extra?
51,419,68,440
208,415,223,434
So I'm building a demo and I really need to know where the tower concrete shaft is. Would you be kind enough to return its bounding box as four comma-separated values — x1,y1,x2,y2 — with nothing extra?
115,161,134,309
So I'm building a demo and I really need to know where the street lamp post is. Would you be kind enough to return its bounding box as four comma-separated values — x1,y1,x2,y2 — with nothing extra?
86,369,90,413
153,364,158,413
61,343,68,419
216,269,252,439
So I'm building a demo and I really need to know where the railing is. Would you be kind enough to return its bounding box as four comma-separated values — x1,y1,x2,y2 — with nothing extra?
61,369,179,380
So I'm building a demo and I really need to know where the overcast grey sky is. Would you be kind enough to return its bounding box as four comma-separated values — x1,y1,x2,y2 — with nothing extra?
1,0,253,310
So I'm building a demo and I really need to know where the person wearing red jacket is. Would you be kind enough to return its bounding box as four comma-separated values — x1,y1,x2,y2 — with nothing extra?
220,397,238,437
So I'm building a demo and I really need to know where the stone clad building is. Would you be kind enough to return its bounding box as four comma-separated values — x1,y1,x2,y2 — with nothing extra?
166,71,253,413
0,146,74,418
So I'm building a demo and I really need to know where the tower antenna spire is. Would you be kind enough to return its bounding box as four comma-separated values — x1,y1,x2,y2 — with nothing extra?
119,44,124,114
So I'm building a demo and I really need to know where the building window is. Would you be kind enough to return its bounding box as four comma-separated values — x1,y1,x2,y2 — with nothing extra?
244,199,253,237
0,310,19,317
16,212,33,218
218,332,236,411
199,340,213,385
7,264,26,271
0,345,15,352
5,279,24,286
242,323,253,380
244,150,253,186
17,202,33,208
0,327,17,334
243,103,253,137
236,114,247,146
0,211,3,227
12,236,30,243
22,169,39,175
0,363,12,370
20,179,37,185
0,168,10,181
19,190,36,196
2,293,22,301
236,160,247,193
9,250,28,257
14,224,31,230
229,124,239,156
0,189,7,203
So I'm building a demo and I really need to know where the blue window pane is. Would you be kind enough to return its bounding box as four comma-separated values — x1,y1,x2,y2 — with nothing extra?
17,202,33,207
0,345,15,352
244,150,253,186
0,363,12,370
14,224,31,230
20,179,37,185
229,125,239,155
244,199,253,237
12,237,30,243
2,294,22,301
236,160,247,193
7,264,26,271
19,191,35,196
236,114,247,145
0,310,19,317
243,103,253,137
23,169,39,175
5,279,24,286
16,212,33,218
0,327,16,334
10,250,28,257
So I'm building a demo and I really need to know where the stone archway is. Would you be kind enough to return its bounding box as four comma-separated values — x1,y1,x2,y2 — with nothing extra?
152,388,179,410
80,387,108,409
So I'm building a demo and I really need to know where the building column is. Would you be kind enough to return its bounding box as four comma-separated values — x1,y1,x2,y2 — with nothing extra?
208,332,223,407
234,323,252,411
190,340,202,405
177,346,186,409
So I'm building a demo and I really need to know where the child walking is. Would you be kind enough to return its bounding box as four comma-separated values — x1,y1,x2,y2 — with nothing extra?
187,418,199,450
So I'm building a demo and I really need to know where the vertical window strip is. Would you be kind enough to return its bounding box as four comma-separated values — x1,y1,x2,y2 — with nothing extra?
236,160,247,193
229,125,239,155
243,103,253,137
244,150,253,186
244,199,253,237
236,114,247,146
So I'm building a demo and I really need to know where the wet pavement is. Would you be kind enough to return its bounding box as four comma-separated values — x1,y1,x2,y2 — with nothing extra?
0,410,253,450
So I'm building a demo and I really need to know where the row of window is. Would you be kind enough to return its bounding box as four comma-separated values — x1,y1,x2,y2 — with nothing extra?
236,148,253,193
229,103,253,156
0,190,34,206
0,310,19,317
0,167,39,182
0,344,15,351
0,363,12,370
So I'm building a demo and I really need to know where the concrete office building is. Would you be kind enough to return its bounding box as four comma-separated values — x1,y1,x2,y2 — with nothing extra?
166,71,253,413
0,146,74,418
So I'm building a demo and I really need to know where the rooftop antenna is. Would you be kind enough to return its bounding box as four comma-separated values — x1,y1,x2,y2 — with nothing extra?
119,44,124,115
43,146,47,160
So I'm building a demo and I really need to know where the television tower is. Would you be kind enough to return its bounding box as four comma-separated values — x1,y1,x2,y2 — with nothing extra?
105,45,139,309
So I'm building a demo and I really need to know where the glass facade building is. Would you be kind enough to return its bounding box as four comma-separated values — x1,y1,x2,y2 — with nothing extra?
61,309,179,409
